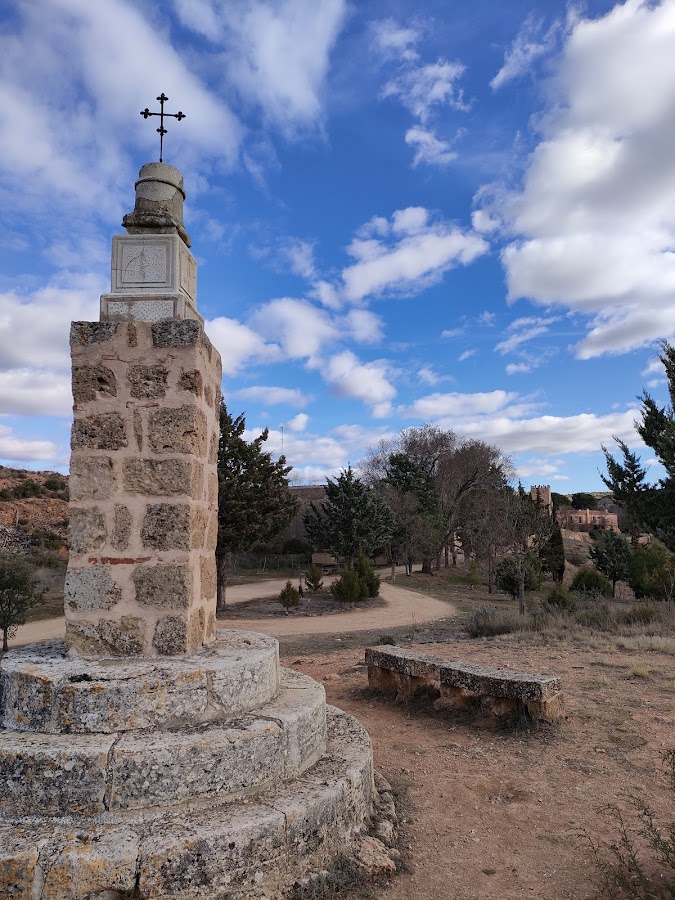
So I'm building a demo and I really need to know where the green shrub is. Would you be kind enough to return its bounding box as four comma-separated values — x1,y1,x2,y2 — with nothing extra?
354,551,380,598
464,605,522,638
304,563,324,593
278,580,300,613
377,635,396,645
11,479,43,499
330,569,367,603
543,585,576,612
570,566,613,597
574,601,616,630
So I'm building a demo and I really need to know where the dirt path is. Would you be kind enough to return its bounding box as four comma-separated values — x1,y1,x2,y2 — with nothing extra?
9,579,455,647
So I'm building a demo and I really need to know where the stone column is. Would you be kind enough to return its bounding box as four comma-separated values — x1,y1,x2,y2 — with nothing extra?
65,164,222,657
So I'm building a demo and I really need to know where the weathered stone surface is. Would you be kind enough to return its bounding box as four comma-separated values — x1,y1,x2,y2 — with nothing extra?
200,553,216,598
65,565,121,611
190,507,207,549
69,455,115,501
110,718,284,810
439,661,562,702
261,670,326,777
68,506,106,553
148,404,207,455
178,369,202,395
153,615,188,655
70,321,118,346
111,504,132,551
0,632,280,734
127,364,168,399
66,616,145,657
127,322,138,347
72,365,117,402
134,563,191,609
133,408,143,449
123,457,196,495
208,430,218,464
0,731,114,815
141,502,191,550
152,319,200,347
72,413,127,450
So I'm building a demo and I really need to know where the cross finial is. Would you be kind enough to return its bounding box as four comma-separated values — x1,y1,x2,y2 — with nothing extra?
140,93,186,163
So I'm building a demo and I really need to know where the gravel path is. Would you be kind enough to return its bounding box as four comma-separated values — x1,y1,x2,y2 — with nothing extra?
10,578,455,647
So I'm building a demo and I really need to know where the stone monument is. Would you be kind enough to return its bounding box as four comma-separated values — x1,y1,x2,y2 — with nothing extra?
0,161,396,898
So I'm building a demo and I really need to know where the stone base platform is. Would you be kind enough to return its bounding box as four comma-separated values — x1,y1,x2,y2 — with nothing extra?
0,633,392,899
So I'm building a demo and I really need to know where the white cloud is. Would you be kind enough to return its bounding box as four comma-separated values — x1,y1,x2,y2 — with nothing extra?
505,362,533,375
458,349,476,362
407,390,518,419
235,386,309,408
495,316,559,355
0,425,58,463
250,298,337,360
517,458,569,480
405,126,458,168
0,371,73,417
370,18,421,62
383,59,467,123
441,327,465,339
176,0,348,136
454,410,642,455
0,0,241,223
642,355,665,377
417,366,454,386
287,413,309,432
480,0,675,357
477,311,496,326
343,309,384,344
207,315,280,375
312,280,342,310
491,14,560,90
342,209,488,302
281,238,317,280
322,350,396,416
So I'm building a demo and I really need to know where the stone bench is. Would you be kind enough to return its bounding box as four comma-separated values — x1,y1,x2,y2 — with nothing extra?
365,645,564,722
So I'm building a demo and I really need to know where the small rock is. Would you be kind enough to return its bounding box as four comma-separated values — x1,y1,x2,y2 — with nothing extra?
353,836,397,876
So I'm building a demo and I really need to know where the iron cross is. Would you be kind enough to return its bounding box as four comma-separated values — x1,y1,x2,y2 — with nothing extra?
140,93,186,163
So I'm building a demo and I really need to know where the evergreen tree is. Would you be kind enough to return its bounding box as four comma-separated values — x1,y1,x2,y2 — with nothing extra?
303,467,393,568
383,452,443,576
602,341,675,550
571,492,599,510
589,530,631,598
601,438,648,543
0,553,43,652
216,402,298,610
539,522,565,583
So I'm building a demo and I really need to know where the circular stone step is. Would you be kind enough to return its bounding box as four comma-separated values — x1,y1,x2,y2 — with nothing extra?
0,631,279,734
0,708,375,900
0,670,326,817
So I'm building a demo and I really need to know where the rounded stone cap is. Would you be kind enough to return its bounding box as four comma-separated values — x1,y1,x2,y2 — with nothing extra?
135,162,186,200
122,161,191,247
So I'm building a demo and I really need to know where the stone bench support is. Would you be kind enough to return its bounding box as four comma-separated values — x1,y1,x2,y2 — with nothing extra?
365,646,564,723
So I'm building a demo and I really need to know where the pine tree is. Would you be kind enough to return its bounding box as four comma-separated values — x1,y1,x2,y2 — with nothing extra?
216,402,298,610
602,341,675,550
303,467,393,568
540,521,565,584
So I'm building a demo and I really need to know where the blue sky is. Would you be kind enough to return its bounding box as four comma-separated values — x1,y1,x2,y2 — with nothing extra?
1,0,674,490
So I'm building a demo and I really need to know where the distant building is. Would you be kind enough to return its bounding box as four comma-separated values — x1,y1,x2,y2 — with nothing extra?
556,507,620,533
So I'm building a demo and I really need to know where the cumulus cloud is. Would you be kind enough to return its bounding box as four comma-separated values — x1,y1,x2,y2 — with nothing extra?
417,366,454,386
479,0,675,357
406,390,518,419
280,238,317,280
321,351,396,417
454,410,642,455
207,316,280,375
234,386,309,408
286,413,309,432
250,298,337,360
343,309,385,344
342,208,487,302
383,58,467,123
370,18,421,62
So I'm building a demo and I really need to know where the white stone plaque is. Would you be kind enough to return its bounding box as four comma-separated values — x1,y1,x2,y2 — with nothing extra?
121,243,168,286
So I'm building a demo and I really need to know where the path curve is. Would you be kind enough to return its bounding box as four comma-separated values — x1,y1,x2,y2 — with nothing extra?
9,579,455,647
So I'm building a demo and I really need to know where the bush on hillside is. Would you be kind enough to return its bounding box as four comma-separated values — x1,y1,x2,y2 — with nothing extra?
494,553,542,602
354,551,380,598
304,563,324,593
464,605,522,638
570,566,613,598
543,585,577,612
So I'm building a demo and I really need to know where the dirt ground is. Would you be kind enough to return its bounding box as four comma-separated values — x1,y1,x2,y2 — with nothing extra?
288,633,675,900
